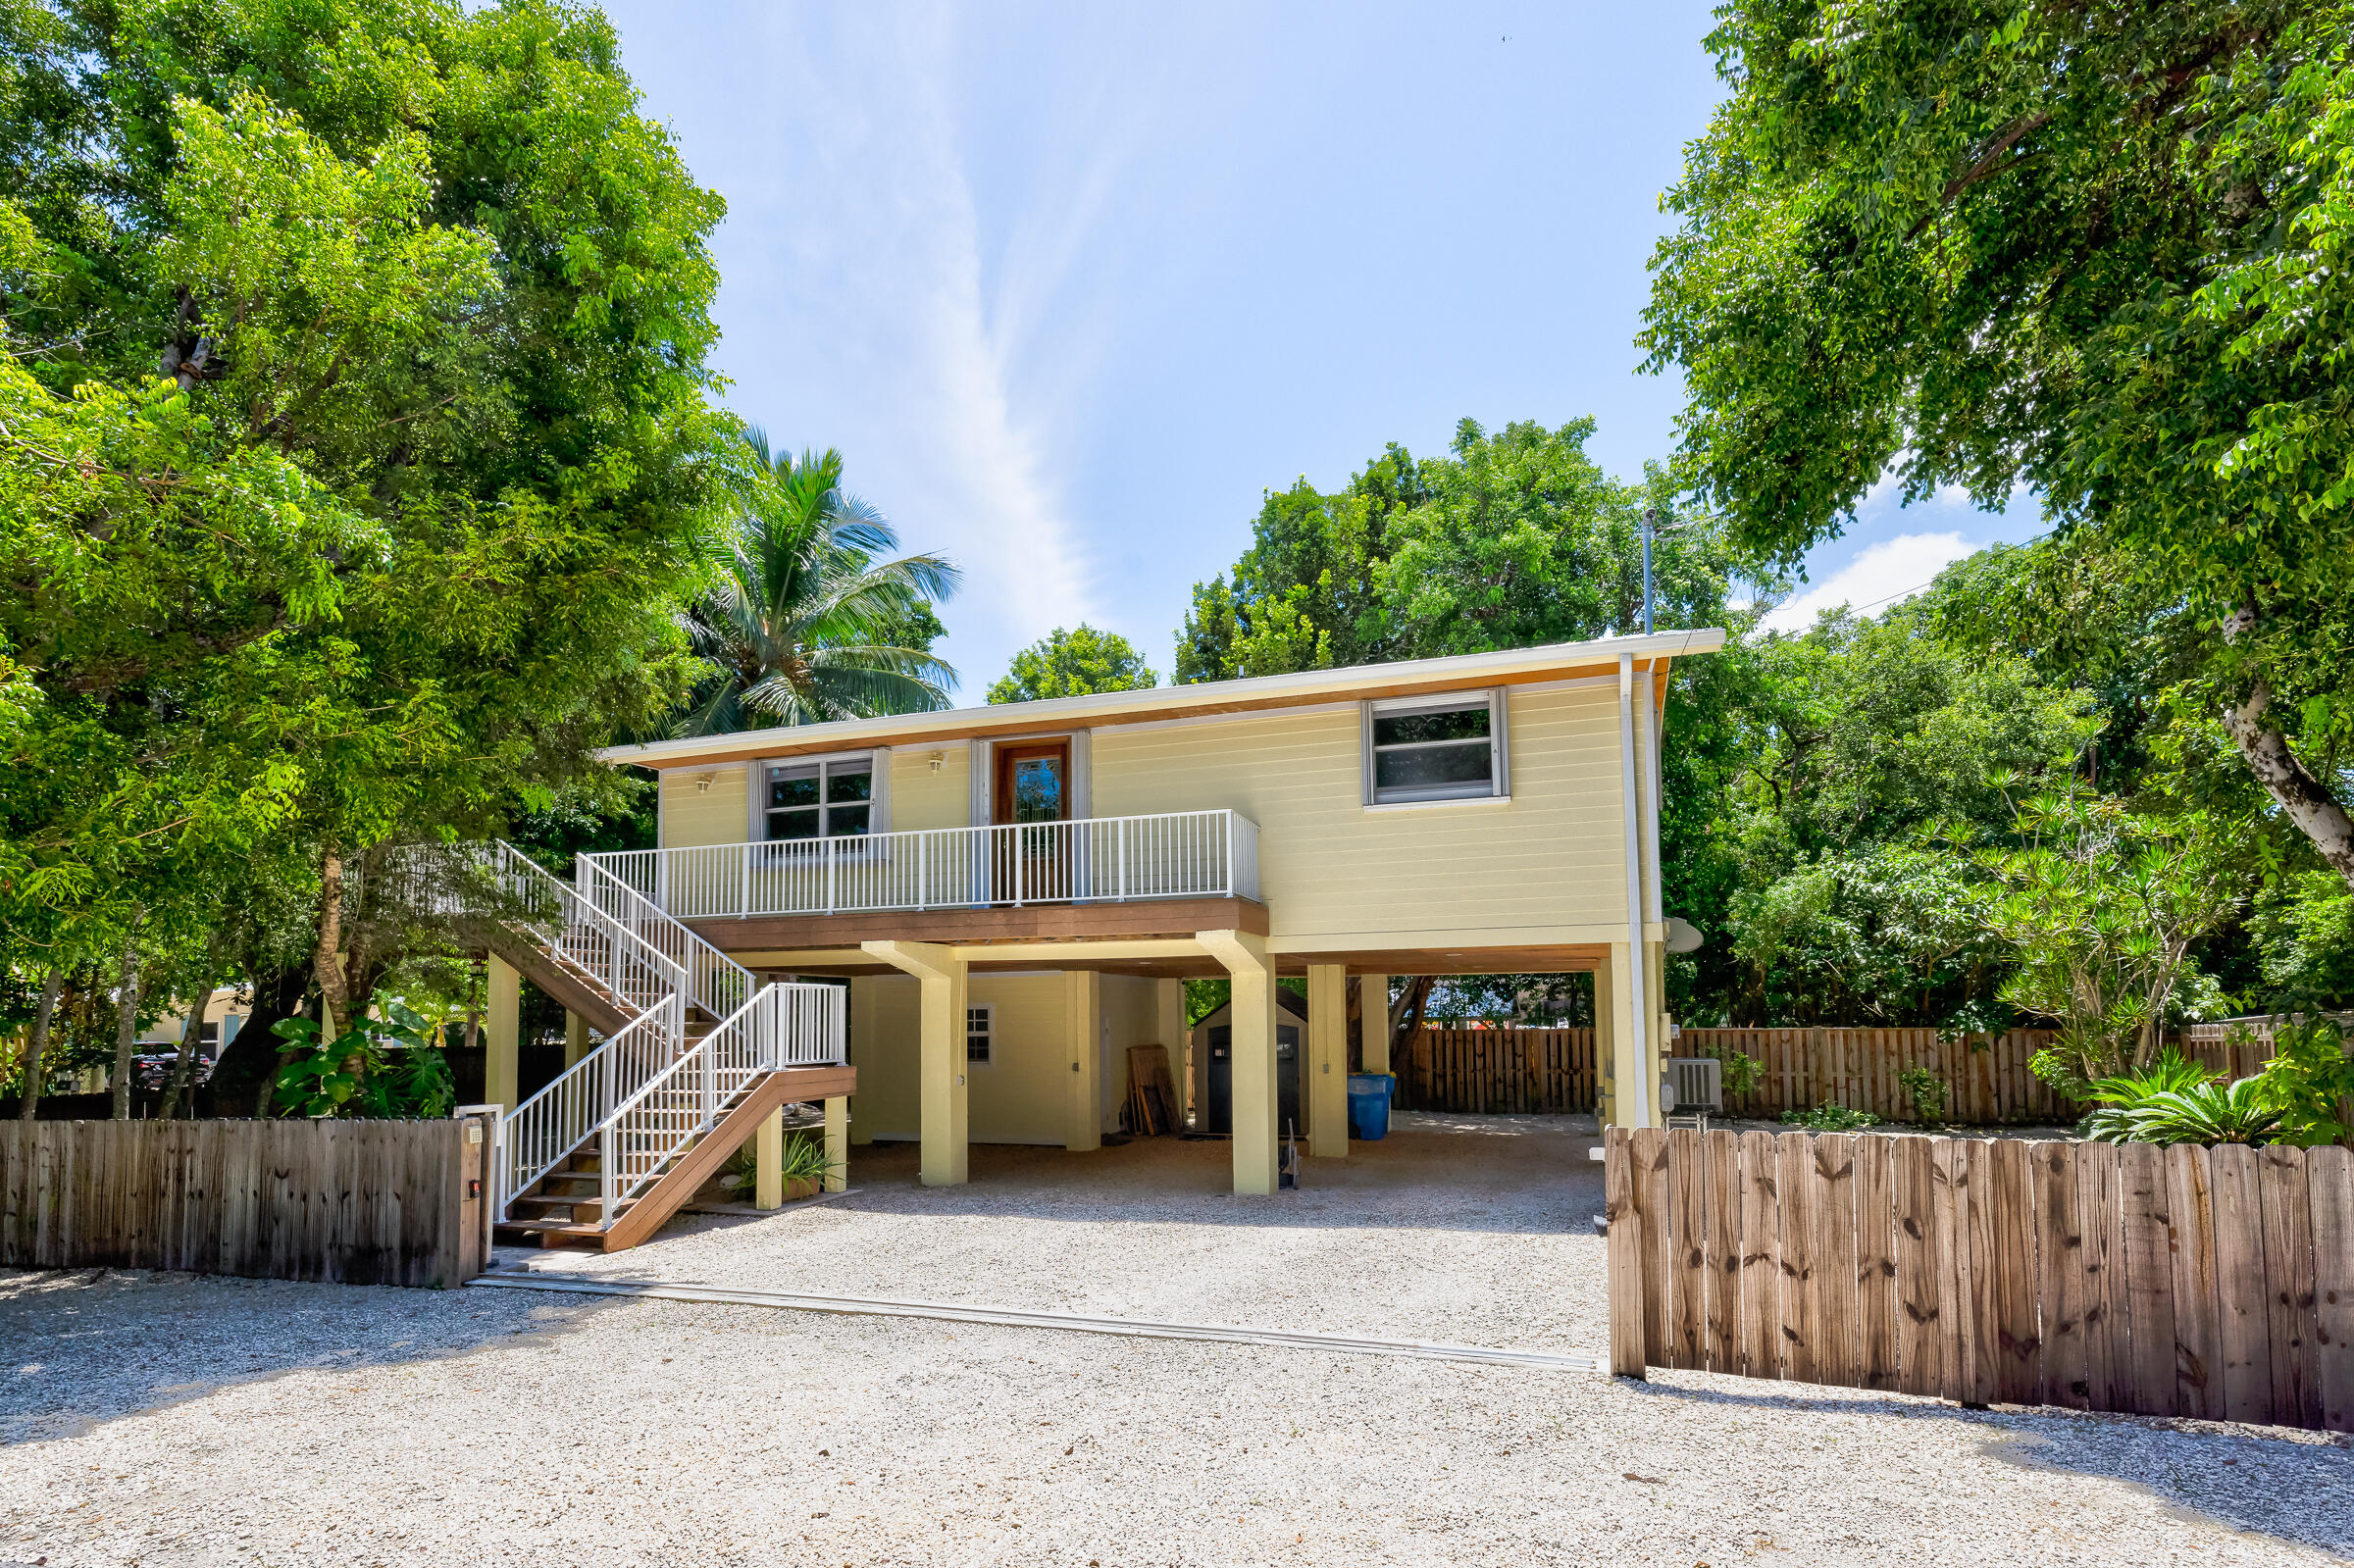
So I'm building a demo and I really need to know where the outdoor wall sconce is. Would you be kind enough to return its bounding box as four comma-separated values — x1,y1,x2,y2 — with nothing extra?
928,750,946,772
694,772,716,792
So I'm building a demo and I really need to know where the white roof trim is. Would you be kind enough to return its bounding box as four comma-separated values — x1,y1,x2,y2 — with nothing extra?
600,628,1725,770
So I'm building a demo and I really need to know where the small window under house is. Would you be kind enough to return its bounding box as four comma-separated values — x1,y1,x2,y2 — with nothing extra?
965,1006,993,1065
1361,690,1509,805
765,756,874,841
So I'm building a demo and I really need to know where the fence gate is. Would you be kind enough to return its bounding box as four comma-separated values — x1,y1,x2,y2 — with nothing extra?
1602,1126,2354,1432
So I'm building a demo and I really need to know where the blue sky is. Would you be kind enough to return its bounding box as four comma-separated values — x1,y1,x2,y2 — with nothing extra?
598,0,2040,690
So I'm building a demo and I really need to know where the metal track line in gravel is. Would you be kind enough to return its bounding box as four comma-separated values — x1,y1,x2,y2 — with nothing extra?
466,1268,1604,1372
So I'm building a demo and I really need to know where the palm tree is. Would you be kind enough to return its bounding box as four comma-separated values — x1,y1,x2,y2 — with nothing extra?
676,431,962,734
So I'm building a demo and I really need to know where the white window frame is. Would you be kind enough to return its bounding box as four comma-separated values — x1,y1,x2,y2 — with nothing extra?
750,749,885,845
1360,689,1510,807
965,1004,994,1067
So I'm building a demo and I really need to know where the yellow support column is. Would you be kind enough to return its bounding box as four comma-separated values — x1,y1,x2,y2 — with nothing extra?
1155,979,1188,1117
862,940,968,1187
485,956,521,1112
1359,972,1390,1075
1595,958,1618,1128
1065,970,1102,1151
823,1095,848,1192
753,1106,784,1209
1306,963,1348,1159
1606,941,1654,1129
563,1009,589,1070
1199,930,1277,1194
1647,936,1669,1109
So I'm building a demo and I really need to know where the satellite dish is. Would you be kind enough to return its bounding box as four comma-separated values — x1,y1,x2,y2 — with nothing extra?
1664,917,1704,954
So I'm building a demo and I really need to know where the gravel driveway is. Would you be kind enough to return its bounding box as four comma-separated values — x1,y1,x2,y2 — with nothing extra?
3,1113,2348,1566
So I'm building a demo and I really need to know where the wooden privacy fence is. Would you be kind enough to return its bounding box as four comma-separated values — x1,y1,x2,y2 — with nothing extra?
1683,1028,2077,1125
1399,1025,2290,1125
1396,1028,1596,1113
1603,1127,2354,1432
0,1117,493,1289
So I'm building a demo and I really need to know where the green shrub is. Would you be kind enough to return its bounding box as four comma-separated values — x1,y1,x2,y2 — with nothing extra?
269,999,453,1119
1780,1102,1877,1132
718,1132,839,1195
1704,1046,1765,1097
1896,1066,1948,1123
2250,1017,2354,1148
2083,1049,2280,1145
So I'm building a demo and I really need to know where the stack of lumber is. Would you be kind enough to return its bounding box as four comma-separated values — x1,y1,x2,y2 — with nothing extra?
1124,1043,1182,1136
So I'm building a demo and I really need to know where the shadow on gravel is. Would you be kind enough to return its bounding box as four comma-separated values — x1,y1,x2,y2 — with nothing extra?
1622,1375,2354,1557
0,1265,614,1447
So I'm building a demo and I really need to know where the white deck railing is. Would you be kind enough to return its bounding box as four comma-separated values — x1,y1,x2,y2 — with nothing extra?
583,808,1261,922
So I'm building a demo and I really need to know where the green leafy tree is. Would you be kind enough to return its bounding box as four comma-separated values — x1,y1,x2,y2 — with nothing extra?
1639,0,2354,890
676,434,960,734
989,625,1157,705
0,1,743,1039
1960,786,2249,1088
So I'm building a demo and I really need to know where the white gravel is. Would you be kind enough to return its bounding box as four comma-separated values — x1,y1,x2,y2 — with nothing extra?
505,1110,1611,1350
3,1112,2347,1566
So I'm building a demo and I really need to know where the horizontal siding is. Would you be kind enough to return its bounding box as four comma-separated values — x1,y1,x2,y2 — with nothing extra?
847,973,1069,1146
1091,684,1629,942
661,764,751,848
890,745,971,832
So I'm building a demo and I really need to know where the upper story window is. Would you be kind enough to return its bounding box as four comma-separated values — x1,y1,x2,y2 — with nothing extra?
1361,690,1510,805
766,755,873,840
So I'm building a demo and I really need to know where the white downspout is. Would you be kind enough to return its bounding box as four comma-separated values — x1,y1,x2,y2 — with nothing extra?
1618,652,1653,1128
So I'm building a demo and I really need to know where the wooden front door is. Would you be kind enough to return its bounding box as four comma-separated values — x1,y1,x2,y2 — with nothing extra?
993,739,1071,901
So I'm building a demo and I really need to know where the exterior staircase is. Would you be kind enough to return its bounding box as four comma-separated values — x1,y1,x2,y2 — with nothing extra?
435,842,852,1252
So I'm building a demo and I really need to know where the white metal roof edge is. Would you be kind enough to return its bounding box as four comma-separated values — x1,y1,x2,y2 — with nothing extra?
597,627,1727,770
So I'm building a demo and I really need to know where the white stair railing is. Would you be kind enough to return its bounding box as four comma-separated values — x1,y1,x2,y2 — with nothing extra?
410,840,845,1226
472,841,689,1015
596,981,847,1216
574,853,754,1023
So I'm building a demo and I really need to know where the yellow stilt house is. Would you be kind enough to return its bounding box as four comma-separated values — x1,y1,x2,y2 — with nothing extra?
583,629,1720,1196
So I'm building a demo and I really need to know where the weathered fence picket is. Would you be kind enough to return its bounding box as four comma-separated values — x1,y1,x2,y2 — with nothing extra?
1396,1025,2307,1125
1603,1126,2354,1434
0,1117,492,1288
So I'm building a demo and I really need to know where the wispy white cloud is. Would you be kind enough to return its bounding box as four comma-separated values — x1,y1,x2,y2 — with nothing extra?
1760,531,1976,634
709,3,1136,689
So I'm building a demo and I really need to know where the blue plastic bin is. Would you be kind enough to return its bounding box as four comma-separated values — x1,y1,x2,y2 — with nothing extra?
1347,1073,1396,1140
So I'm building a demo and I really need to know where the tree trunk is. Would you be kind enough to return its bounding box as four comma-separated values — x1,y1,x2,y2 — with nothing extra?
2221,678,2354,888
15,969,62,1121
313,845,349,1039
158,944,225,1121
109,915,145,1120
1389,976,1435,1061
245,968,314,1118
2219,608,2354,889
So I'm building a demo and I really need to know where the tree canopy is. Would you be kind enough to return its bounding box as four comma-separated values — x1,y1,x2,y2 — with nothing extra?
989,625,1156,705
1,0,738,1093
1639,0,2354,890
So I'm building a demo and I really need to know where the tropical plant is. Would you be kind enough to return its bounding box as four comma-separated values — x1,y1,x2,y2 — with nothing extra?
2083,1049,2281,1146
1780,1102,1876,1132
1960,785,2247,1091
988,625,1157,704
268,999,452,1120
718,1131,838,1195
676,434,960,734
